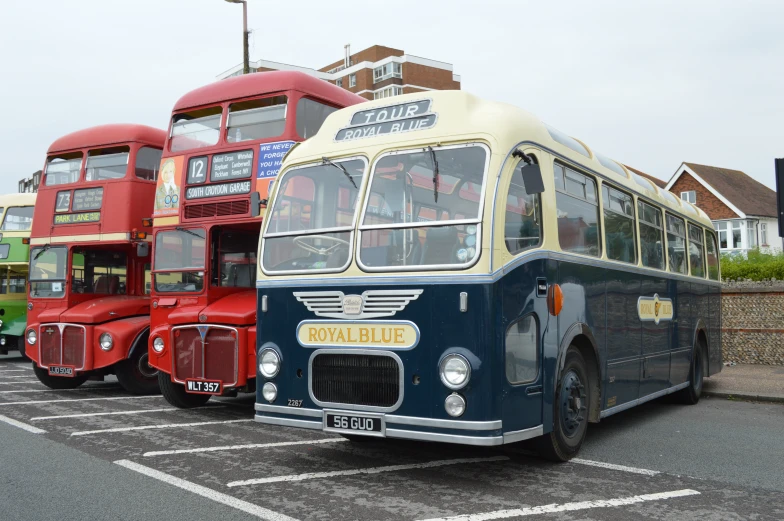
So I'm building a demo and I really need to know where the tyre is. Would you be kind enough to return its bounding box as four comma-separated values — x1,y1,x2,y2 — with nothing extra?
159,372,211,408
17,337,28,360
115,349,160,395
675,338,706,405
32,363,88,389
537,348,590,462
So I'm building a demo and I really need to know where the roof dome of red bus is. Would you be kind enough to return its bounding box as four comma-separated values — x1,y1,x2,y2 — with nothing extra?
173,70,366,112
47,124,167,154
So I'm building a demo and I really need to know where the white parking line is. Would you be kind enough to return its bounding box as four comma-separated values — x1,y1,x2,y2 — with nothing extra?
115,460,298,520
71,418,252,436
0,395,160,406
31,405,225,421
416,489,701,521
0,369,28,373
0,381,38,385
0,375,39,378
227,455,510,488
0,414,47,434
0,386,122,394
572,458,660,476
144,437,347,457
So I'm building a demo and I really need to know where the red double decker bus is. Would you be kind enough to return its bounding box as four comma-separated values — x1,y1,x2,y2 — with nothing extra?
149,71,364,407
26,124,166,392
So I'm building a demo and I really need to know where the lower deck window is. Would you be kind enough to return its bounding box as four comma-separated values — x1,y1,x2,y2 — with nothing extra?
505,315,538,384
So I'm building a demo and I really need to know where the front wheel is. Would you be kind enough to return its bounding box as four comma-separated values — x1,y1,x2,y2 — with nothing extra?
33,364,88,389
536,348,590,462
158,372,211,408
17,337,29,360
115,349,160,395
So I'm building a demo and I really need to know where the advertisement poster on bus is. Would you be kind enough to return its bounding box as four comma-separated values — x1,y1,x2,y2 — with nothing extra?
257,140,295,199
153,155,184,217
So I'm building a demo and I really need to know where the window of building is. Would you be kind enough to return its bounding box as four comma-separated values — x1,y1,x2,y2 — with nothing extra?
296,98,338,139
504,160,542,255
170,106,223,152
638,200,665,270
602,184,636,263
1,206,34,231
349,74,356,88
135,147,163,181
373,86,403,99
706,231,719,280
747,221,757,249
336,78,343,88
716,220,744,250
761,222,768,246
505,315,538,384
554,163,600,256
681,190,696,204
45,152,83,186
666,213,688,274
227,96,288,143
373,62,402,83
688,223,705,278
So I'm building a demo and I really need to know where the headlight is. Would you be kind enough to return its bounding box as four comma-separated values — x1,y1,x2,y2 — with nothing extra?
0,336,6,346
0,319,4,329
152,336,164,353
439,354,471,390
99,333,114,351
445,393,466,417
26,329,36,345
262,382,277,403
259,348,280,378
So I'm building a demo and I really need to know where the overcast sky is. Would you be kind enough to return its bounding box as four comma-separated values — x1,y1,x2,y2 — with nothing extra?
1,0,782,194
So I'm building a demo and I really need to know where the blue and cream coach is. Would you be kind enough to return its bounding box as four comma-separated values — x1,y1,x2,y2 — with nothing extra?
253,91,721,460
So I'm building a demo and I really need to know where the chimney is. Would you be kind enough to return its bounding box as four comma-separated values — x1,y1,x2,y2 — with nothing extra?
344,44,351,68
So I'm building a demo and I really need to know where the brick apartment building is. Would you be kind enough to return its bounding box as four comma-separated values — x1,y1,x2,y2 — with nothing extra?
217,44,461,100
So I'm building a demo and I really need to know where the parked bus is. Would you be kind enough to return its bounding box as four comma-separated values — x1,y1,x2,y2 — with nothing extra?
0,193,36,357
25,124,166,392
253,91,722,460
148,71,365,407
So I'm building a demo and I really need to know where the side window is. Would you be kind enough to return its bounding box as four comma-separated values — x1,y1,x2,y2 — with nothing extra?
706,231,720,280
554,163,600,257
296,98,338,139
602,184,636,263
505,315,538,384
504,160,542,255
666,214,688,274
136,147,163,181
688,223,705,278
638,200,664,270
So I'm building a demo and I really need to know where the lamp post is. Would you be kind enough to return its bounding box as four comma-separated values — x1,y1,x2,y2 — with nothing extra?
225,0,250,75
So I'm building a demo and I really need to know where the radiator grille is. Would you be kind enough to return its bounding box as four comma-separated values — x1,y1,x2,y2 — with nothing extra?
62,326,85,368
184,200,249,219
172,326,238,386
39,326,61,367
38,324,85,369
311,353,400,408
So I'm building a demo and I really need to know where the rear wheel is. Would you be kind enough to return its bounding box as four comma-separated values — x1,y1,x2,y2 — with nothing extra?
676,338,706,405
115,349,160,395
536,348,590,462
32,363,88,389
159,372,211,408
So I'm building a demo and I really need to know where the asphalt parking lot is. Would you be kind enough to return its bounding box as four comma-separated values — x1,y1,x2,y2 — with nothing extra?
1,352,783,521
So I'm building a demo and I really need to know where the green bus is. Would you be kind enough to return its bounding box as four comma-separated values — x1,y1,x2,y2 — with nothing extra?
0,193,36,357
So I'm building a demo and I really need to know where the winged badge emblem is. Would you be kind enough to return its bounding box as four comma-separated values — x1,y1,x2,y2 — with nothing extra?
293,289,424,319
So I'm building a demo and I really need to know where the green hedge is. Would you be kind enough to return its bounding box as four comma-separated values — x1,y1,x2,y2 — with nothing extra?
721,249,784,281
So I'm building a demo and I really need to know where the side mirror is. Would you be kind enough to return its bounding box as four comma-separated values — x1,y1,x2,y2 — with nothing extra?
776,158,784,238
137,242,149,257
250,191,261,217
521,163,545,194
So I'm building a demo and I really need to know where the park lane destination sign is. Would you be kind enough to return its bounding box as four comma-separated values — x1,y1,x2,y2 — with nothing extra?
335,99,436,142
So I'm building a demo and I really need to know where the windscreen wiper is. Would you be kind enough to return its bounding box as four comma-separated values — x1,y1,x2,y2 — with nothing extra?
427,146,439,203
33,244,50,260
176,226,205,239
322,157,357,189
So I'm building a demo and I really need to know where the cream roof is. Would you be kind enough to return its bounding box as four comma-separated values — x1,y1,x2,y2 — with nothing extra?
0,193,36,207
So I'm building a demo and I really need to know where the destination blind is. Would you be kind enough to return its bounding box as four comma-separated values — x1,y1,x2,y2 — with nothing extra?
72,188,103,211
210,150,254,182
336,100,436,141
53,212,101,225
185,180,251,200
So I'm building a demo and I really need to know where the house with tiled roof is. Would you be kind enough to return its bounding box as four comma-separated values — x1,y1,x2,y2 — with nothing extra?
665,162,782,253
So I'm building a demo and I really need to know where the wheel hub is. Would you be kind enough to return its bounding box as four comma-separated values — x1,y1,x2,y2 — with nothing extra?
560,370,587,438
137,352,158,379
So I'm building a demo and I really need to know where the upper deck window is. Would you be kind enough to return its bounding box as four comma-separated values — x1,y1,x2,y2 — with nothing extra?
135,147,163,181
86,146,130,181
358,144,489,270
1,206,34,231
545,125,589,158
227,96,287,143
45,152,82,186
171,107,223,152
296,98,337,139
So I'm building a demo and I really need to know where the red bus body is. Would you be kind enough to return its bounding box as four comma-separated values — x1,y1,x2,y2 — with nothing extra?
149,71,364,404
27,124,166,391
